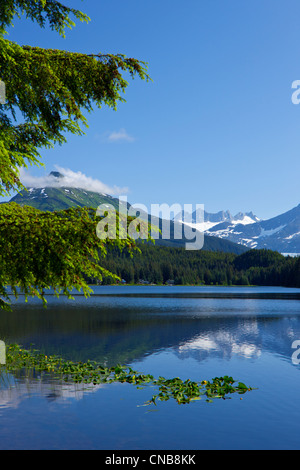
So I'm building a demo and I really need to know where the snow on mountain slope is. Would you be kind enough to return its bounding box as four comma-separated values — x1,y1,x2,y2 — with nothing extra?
179,204,300,255
176,210,260,235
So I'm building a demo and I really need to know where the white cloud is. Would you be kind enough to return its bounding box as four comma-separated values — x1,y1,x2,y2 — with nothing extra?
19,166,129,196
106,128,135,143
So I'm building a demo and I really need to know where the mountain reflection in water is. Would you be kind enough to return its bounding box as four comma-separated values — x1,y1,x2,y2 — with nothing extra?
2,287,300,450
0,286,299,367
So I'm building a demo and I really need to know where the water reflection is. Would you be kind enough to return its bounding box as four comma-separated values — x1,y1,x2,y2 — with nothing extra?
176,315,300,363
177,319,262,360
1,287,300,450
0,370,105,411
0,287,299,367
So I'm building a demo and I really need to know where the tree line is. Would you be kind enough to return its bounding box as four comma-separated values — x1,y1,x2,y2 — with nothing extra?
94,244,300,288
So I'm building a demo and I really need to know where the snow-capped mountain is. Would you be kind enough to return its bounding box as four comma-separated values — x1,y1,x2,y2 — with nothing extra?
177,209,260,232
178,204,300,255
8,170,300,255
6,171,247,254
9,171,129,213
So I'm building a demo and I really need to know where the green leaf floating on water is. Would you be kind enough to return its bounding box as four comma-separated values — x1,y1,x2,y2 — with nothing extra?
1,344,256,406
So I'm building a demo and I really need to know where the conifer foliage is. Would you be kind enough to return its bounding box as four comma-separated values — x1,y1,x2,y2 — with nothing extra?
0,0,149,195
0,1,150,310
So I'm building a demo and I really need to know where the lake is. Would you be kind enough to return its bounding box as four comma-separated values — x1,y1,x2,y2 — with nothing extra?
1,285,300,450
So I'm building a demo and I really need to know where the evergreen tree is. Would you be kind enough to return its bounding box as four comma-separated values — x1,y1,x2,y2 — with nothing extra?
0,1,150,310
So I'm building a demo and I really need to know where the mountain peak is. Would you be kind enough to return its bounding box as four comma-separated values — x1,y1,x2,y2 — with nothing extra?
49,171,64,179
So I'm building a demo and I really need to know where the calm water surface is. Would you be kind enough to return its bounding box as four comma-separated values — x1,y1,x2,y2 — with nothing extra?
1,285,300,450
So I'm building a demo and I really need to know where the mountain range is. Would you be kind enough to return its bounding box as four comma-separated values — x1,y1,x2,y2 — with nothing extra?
7,171,300,255
178,205,300,255
7,172,246,255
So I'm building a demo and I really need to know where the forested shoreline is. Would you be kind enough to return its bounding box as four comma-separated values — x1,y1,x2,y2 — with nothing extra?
94,245,300,288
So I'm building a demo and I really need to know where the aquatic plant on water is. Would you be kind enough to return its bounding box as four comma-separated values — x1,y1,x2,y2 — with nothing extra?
1,344,255,405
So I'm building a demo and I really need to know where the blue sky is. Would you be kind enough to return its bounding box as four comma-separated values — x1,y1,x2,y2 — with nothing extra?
3,0,300,219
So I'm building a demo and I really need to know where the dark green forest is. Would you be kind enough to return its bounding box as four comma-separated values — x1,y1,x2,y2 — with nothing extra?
94,245,300,288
